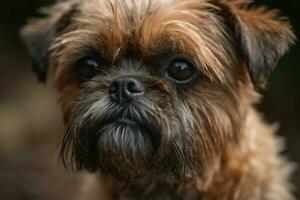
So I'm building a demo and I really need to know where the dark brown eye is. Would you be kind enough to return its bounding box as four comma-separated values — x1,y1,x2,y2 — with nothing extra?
166,59,195,82
77,57,100,80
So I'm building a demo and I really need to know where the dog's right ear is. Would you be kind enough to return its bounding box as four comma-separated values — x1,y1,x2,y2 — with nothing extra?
21,2,79,83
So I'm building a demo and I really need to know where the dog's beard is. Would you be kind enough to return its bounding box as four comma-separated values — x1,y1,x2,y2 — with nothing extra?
97,118,160,176
61,94,204,180
61,95,164,176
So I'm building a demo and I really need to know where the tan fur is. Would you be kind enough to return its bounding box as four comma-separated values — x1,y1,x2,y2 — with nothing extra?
79,107,295,200
21,0,296,199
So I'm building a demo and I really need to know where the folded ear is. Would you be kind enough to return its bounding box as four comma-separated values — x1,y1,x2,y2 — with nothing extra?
222,1,296,87
21,2,78,82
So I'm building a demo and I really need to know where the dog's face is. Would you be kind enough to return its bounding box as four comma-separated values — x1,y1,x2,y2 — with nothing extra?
21,0,295,181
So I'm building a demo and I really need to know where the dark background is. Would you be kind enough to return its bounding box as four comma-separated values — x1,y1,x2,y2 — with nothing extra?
0,0,299,199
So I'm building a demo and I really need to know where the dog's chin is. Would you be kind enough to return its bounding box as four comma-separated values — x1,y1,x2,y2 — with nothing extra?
94,118,158,176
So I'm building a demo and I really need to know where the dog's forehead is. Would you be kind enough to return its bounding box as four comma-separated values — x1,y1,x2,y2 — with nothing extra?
54,0,239,82
79,0,221,37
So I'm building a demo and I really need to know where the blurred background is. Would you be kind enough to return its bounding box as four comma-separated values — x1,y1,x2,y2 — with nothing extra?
0,0,299,199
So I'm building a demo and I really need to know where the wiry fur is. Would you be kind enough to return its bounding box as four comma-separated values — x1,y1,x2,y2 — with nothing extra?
21,0,296,199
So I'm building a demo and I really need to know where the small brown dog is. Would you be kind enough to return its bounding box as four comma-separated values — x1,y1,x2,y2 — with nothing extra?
21,0,296,199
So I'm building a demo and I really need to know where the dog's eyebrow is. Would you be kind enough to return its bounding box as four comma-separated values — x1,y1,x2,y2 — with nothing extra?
112,47,123,65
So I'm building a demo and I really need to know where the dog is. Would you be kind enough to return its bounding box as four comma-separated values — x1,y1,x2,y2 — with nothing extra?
21,0,296,199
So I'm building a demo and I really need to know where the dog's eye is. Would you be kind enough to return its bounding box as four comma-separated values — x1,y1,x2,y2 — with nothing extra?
166,59,195,82
77,57,100,80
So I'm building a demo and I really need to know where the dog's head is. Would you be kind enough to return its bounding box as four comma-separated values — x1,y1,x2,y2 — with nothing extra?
21,0,295,181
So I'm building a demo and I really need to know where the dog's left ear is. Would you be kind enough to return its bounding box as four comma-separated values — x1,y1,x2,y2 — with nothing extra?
21,2,78,83
221,1,296,87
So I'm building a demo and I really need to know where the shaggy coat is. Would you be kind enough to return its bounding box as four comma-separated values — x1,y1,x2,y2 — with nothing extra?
21,0,296,199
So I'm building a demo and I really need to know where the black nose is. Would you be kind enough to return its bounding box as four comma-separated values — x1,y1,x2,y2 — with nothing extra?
109,76,144,103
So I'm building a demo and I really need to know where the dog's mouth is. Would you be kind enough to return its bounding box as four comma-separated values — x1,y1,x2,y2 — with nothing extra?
102,115,158,133
62,100,165,174
97,115,161,150
61,99,200,179
71,108,161,171
115,118,139,126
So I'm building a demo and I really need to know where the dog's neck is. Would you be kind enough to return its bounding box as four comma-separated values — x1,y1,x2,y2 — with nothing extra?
126,183,202,200
96,158,224,200
108,177,204,200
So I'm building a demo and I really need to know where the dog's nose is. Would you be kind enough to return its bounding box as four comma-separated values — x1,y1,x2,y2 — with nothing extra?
109,76,144,103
